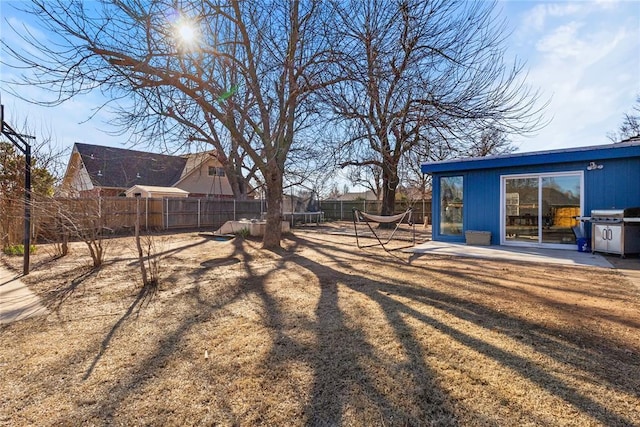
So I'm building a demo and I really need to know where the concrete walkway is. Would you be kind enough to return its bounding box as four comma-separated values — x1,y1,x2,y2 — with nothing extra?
408,241,640,289
409,241,614,268
0,266,49,324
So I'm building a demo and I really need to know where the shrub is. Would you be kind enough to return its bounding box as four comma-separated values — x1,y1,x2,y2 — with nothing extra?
2,244,37,256
235,227,250,238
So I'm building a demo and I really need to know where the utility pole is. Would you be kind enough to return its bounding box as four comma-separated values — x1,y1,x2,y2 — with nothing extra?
1,104,34,275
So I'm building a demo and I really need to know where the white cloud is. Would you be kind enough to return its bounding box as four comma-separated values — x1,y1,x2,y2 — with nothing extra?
507,0,639,152
535,22,627,71
521,2,584,33
526,4,549,32
535,21,585,59
594,0,620,8
546,3,583,17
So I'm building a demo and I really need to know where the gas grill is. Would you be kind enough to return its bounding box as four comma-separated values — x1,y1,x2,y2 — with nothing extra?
588,208,640,257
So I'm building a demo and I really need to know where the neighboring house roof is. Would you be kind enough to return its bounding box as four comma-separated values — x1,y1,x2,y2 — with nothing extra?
421,138,640,174
397,185,432,200
124,185,189,197
74,142,187,189
332,190,378,201
179,152,212,179
172,152,235,197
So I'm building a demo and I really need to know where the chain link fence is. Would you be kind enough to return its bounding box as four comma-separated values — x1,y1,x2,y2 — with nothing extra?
319,199,431,224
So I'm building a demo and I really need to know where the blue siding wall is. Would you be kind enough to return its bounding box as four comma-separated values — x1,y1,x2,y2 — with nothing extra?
584,157,640,211
430,156,640,244
464,169,501,242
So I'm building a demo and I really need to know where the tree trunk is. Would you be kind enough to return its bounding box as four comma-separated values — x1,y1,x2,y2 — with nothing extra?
134,196,149,286
262,161,283,249
227,173,248,201
380,167,399,216
379,174,400,229
381,186,396,216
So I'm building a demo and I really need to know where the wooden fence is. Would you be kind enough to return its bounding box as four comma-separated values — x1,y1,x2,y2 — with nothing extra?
3,196,431,245
39,197,265,233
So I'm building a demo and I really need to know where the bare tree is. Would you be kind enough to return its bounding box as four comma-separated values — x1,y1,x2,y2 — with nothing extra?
66,198,111,268
463,127,517,158
36,197,111,268
323,0,544,216
2,0,339,249
608,95,640,142
396,126,515,217
345,164,382,200
0,124,61,249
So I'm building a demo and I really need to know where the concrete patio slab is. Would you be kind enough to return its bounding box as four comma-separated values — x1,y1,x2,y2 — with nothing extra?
0,267,49,324
408,241,614,269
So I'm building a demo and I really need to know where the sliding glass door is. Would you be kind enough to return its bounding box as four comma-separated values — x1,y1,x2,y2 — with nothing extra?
503,172,582,247
541,176,581,244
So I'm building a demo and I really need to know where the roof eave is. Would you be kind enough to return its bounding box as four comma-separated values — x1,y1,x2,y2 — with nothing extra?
421,141,640,174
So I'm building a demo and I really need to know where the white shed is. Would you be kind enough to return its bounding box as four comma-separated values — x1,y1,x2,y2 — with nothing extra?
124,185,189,198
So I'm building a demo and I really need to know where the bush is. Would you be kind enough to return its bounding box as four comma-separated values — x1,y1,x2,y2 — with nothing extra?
235,227,250,238
2,244,37,256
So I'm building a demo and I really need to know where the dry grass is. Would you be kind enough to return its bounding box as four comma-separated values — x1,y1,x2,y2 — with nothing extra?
1,224,639,426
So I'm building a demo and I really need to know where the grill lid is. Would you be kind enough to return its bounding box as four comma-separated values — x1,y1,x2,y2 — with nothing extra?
591,209,624,218
590,207,640,219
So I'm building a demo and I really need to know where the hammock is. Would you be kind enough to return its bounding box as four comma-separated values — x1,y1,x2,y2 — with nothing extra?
352,207,415,252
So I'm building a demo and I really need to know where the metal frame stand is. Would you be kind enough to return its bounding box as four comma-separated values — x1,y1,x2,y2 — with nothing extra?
1,104,34,275
352,208,415,253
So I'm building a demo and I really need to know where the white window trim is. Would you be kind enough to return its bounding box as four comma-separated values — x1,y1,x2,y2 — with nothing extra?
499,171,584,250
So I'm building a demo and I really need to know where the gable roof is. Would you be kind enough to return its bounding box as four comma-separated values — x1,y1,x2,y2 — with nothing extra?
124,185,189,197
333,190,378,201
421,138,640,174
74,143,187,189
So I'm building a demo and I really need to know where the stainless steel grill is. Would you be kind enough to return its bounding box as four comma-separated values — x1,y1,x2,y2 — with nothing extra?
590,209,624,223
589,208,640,257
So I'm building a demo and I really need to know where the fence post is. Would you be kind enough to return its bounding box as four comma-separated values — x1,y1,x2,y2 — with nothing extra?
165,198,169,230
198,198,201,228
340,200,343,220
233,199,236,221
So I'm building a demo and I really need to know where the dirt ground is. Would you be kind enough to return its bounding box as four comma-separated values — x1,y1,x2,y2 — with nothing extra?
1,222,639,426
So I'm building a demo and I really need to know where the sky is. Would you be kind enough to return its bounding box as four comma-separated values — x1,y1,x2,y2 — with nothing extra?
498,0,640,152
0,0,639,162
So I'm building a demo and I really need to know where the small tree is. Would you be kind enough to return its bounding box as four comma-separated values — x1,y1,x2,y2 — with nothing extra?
0,141,56,248
56,198,110,268
134,194,160,286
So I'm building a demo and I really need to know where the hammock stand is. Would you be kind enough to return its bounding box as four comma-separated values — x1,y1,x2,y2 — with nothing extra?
352,208,415,252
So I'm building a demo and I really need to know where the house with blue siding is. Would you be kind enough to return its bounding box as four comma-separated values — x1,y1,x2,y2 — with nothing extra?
421,138,640,250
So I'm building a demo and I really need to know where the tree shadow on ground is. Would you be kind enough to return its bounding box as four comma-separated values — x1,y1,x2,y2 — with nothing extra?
41,266,99,313
250,238,459,425
83,281,158,380
81,237,256,423
286,234,638,426
64,232,638,425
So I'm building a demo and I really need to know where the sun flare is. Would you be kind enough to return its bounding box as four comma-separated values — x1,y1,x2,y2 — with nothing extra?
177,22,196,44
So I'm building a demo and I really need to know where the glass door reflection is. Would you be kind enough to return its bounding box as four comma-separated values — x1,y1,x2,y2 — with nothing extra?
505,177,539,242
440,176,463,235
541,176,580,244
